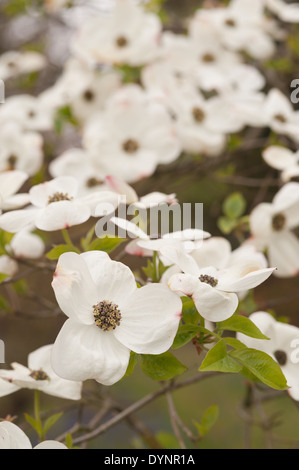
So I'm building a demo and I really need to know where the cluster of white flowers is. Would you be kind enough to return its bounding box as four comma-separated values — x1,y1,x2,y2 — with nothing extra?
1,0,299,449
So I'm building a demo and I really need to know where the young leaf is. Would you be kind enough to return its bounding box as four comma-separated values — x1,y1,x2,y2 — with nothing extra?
194,404,219,438
172,324,215,350
24,413,43,437
124,351,139,378
182,297,200,325
199,340,242,373
223,192,246,220
88,236,125,253
230,348,289,391
43,412,63,435
141,352,187,381
46,244,80,260
218,315,270,340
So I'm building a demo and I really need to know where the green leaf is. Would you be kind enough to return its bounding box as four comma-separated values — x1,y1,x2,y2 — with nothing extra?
230,348,289,391
54,105,78,134
65,433,73,449
217,216,237,235
224,337,248,350
194,404,219,437
0,273,9,284
88,236,125,253
43,412,63,435
199,340,242,374
182,297,200,325
80,225,95,251
223,192,246,220
24,413,43,437
218,315,269,340
140,352,187,381
124,351,139,378
46,244,80,260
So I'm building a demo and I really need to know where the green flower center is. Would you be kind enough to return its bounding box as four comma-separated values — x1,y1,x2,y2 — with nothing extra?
93,300,122,331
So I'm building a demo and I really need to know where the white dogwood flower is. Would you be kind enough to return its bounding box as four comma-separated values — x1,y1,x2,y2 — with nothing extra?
250,182,299,277
0,255,18,279
163,246,275,322
266,0,299,23
0,176,119,232
51,251,182,385
262,146,299,182
237,312,299,400
0,421,67,449
0,344,82,400
9,230,45,260
262,89,299,142
0,95,53,132
72,0,161,66
83,85,181,182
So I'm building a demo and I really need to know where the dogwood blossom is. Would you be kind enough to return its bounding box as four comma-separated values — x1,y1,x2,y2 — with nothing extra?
266,0,299,23
72,0,161,66
237,312,299,400
83,85,181,182
163,245,275,322
0,344,82,400
0,176,119,232
0,51,46,81
250,182,299,277
51,251,182,385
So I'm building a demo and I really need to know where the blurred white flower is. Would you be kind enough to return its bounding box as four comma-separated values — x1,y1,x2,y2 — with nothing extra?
9,230,45,260
83,85,181,182
72,0,161,66
164,245,275,322
0,176,119,232
237,312,299,400
263,89,299,142
0,255,18,279
0,95,53,132
0,421,67,449
250,182,299,277
51,251,182,385
266,0,299,23
262,146,299,182
0,51,46,81
0,123,43,176
190,0,275,60
0,344,82,400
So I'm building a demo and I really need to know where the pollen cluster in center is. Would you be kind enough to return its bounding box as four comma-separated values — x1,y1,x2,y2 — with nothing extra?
93,300,122,331
199,274,218,287
48,192,73,204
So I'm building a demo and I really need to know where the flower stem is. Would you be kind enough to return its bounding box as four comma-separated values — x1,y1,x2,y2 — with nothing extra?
62,228,73,246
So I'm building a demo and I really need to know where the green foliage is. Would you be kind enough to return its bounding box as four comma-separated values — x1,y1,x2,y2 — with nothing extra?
199,340,242,374
124,351,139,378
54,105,78,134
181,297,200,325
141,352,187,381
87,236,126,254
193,404,219,438
217,315,270,340
46,244,80,260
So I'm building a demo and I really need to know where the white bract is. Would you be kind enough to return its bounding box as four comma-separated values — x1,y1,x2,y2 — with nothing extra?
0,170,29,213
83,85,181,182
0,344,82,400
266,0,299,23
72,0,161,66
250,182,299,277
0,176,119,232
262,146,299,182
163,245,275,322
0,421,67,449
51,251,182,385
0,95,53,132
262,89,299,142
237,312,299,401
0,255,18,279
9,230,45,260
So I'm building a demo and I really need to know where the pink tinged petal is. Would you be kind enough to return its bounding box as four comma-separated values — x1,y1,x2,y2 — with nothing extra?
52,252,98,324
105,175,138,204
125,239,153,257
81,251,137,306
0,170,28,200
51,320,130,386
268,232,299,278
114,283,182,354
0,422,32,449
35,201,91,231
217,264,276,293
0,208,40,233
29,176,79,208
34,441,68,449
